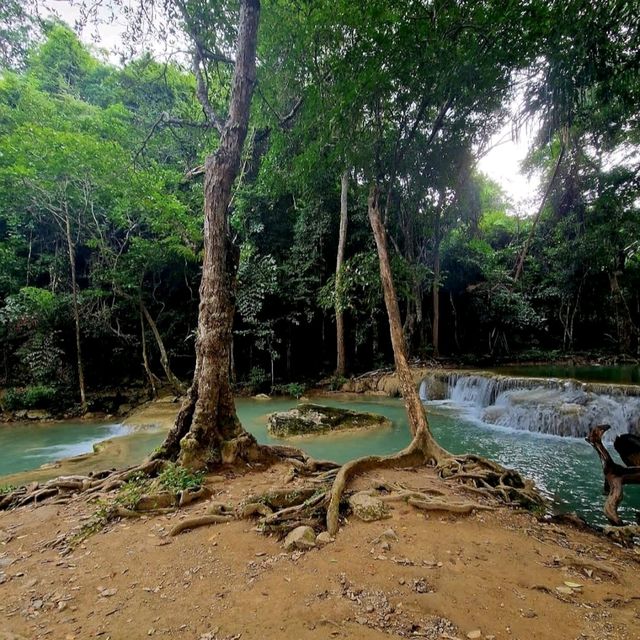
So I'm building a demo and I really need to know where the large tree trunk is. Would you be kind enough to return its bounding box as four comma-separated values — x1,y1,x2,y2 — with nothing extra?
335,169,349,376
367,185,447,461
156,0,261,470
64,205,86,410
141,302,185,396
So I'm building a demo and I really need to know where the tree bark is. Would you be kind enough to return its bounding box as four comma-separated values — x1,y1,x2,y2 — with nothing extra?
367,184,447,462
586,424,640,525
432,211,441,358
335,169,349,376
156,0,261,469
140,300,158,397
141,302,185,395
64,204,86,410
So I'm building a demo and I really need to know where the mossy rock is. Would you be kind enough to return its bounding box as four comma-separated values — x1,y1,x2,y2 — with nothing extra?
267,403,392,437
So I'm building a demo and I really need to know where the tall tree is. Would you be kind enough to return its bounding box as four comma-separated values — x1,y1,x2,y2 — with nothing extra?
334,169,349,376
157,0,263,468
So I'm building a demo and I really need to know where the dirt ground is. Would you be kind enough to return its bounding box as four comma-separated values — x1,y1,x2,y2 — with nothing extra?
1,460,639,640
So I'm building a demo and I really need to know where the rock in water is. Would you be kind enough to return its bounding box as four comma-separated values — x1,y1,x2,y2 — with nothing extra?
267,403,392,437
283,526,317,551
348,492,390,522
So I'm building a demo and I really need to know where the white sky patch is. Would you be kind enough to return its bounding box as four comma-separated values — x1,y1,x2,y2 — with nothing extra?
478,121,540,216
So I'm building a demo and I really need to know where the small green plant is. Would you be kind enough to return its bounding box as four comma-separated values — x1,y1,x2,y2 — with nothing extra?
115,472,150,510
272,382,306,398
158,462,204,493
69,499,114,548
247,366,269,393
285,382,305,399
327,375,347,391
2,385,58,411
0,484,17,496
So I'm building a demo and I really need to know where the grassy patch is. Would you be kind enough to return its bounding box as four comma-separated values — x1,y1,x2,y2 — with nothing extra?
157,462,204,493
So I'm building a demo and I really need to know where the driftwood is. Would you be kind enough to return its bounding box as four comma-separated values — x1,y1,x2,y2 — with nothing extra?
586,425,640,526
614,433,640,467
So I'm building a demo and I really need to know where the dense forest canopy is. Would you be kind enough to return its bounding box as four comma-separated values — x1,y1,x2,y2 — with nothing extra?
0,1,638,414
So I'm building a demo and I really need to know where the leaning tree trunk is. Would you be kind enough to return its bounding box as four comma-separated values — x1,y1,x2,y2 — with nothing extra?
335,169,349,376
155,0,261,470
140,300,158,397
64,205,86,410
141,302,185,396
367,185,448,461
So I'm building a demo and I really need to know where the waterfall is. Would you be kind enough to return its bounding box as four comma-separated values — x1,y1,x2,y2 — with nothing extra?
419,371,640,439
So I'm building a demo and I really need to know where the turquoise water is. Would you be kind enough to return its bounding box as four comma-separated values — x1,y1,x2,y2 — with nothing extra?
0,421,131,476
238,397,639,526
492,364,640,385
1,397,638,526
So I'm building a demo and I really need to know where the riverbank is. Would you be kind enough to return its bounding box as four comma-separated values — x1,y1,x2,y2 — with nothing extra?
1,461,638,640
0,397,180,487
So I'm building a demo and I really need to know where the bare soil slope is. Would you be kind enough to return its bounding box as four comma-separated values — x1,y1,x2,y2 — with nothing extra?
1,463,638,640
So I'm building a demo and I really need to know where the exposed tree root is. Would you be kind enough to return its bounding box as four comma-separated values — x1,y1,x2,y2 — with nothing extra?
2,422,545,550
325,438,429,536
170,514,234,536
603,524,640,547
0,459,167,512
436,454,542,510
406,496,494,514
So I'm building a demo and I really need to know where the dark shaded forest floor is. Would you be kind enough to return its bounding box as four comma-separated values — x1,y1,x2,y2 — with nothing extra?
1,460,639,640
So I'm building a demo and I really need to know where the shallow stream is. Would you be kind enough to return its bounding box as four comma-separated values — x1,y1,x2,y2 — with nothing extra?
1,394,639,526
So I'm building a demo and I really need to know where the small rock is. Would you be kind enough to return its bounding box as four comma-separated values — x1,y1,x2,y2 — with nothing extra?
98,587,118,597
315,532,335,546
26,409,50,420
348,492,390,522
380,528,398,541
467,631,482,639
57,601,67,612
380,541,391,551
413,578,430,593
283,526,316,551
32,599,43,610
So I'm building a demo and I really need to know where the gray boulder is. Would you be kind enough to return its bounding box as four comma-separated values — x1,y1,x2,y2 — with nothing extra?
267,403,391,437
283,525,317,551
348,492,390,522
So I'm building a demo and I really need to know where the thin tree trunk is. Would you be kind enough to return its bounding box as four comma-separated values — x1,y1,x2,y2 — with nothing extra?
335,169,349,376
432,217,441,358
141,302,185,395
367,185,447,461
140,300,158,397
156,0,261,469
449,292,460,352
513,143,565,285
64,205,86,410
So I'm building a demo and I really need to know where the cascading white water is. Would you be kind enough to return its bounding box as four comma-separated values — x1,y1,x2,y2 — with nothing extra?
419,372,640,438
